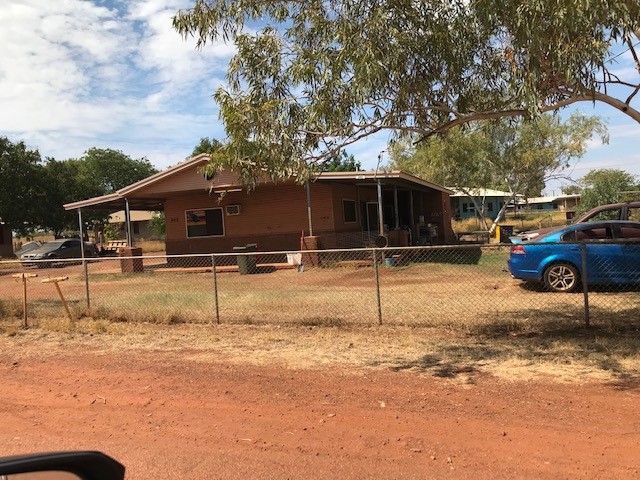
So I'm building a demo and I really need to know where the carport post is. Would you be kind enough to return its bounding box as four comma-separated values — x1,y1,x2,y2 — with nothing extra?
581,243,590,327
377,180,384,236
77,208,90,309
305,182,313,236
124,198,133,247
393,185,400,230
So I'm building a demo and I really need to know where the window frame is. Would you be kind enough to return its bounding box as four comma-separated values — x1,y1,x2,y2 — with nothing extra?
342,199,358,224
185,207,225,238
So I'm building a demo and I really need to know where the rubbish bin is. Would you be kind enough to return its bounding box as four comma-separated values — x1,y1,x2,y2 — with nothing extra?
497,225,514,243
234,243,258,274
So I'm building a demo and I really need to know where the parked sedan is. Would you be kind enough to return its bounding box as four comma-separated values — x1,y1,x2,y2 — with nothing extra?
20,238,98,267
508,221,640,292
512,200,640,242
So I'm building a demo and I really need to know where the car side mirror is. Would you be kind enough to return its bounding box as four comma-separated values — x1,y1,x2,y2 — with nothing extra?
0,452,124,480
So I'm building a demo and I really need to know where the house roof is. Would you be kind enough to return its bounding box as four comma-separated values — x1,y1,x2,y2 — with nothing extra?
315,170,453,194
64,155,452,211
527,194,581,204
449,188,525,198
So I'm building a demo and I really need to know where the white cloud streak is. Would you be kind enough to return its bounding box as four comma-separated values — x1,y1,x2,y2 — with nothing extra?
0,0,233,168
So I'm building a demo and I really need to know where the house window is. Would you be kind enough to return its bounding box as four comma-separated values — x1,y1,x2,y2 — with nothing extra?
133,222,140,235
343,199,357,223
487,202,493,211
462,203,468,213
186,208,224,238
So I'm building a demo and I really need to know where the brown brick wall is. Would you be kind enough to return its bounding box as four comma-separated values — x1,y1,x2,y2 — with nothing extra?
163,183,336,255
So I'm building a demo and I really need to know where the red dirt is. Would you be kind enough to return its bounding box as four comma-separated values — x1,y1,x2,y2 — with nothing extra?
1,349,639,479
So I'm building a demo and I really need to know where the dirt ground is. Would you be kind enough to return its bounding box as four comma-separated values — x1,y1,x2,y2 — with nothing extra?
1,329,639,479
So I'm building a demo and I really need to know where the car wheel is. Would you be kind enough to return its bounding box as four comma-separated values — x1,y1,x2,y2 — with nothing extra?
543,262,580,293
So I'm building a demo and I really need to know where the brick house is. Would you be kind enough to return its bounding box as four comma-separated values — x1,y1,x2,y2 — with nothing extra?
65,154,454,254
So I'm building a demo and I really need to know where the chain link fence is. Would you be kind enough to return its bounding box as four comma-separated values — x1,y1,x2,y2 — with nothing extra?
1,243,639,329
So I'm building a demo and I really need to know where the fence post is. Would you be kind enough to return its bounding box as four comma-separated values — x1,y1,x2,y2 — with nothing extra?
77,208,90,309
372,248,383,326
211,254,220,324
580,243,590,327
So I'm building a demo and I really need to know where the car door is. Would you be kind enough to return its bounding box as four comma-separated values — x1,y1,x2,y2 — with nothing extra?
574,225,624,282
618,224,640,282
59,240,81,259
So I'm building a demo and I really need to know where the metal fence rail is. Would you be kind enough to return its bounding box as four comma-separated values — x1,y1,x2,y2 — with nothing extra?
1,244,638,329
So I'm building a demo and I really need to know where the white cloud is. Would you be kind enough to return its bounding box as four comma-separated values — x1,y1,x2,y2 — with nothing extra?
0,0,232,168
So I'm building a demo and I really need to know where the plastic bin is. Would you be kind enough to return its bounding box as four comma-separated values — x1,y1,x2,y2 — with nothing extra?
497,225,514,243
234,244,258,274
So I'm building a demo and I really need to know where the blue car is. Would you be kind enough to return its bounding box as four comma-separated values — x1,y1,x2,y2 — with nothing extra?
508,221,640,292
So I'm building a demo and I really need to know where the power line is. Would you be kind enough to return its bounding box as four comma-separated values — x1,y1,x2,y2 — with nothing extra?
606,41,640,64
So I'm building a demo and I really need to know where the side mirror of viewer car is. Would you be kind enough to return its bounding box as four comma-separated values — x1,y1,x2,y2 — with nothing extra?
0,452,124,480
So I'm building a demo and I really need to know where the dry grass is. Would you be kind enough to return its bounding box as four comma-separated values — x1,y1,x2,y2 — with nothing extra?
1,250,638,330
136,239,166,253
451,212,568,235
2,248,640,384
2,319,640,385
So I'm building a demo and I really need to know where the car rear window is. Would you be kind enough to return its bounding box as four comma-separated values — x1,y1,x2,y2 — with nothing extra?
620,226,640,240
563,226,614,241
583,209,622,222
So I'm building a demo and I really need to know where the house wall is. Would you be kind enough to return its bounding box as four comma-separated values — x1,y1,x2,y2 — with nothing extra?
529,202,557,211
164,183,335,254
0,224,12,257
162,180,453,254
418,191,455,243
452,196,506,220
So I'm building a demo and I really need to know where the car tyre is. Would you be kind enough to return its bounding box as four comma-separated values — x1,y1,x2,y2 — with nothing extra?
543,262,580,293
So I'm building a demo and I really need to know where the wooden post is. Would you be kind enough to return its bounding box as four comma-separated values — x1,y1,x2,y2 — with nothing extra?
42,276,72,322
12,273,38,328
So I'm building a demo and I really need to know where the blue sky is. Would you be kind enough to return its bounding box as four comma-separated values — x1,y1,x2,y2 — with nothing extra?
1,0,638,195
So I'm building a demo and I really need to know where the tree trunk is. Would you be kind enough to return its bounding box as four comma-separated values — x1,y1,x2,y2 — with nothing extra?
488,193,516,236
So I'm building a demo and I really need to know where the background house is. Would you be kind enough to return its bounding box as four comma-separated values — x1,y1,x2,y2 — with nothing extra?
450,188,525,220
108,210,157,240
526,194,581,212
65,155,455,254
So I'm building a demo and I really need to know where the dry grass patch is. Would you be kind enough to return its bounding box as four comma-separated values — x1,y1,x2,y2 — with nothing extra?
2,318,640,385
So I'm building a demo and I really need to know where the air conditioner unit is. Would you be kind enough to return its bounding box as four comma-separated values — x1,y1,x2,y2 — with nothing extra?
225,204,241,216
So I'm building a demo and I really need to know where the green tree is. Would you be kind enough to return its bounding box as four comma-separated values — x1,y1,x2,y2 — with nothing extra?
41,159,95,237
0,137,49,234
391,113,606,233
577,169,637,214
192,137,223,156
43,150,158,235
76,148,157,194
173,1,640,186
148,212,166,237
322,151,361,172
